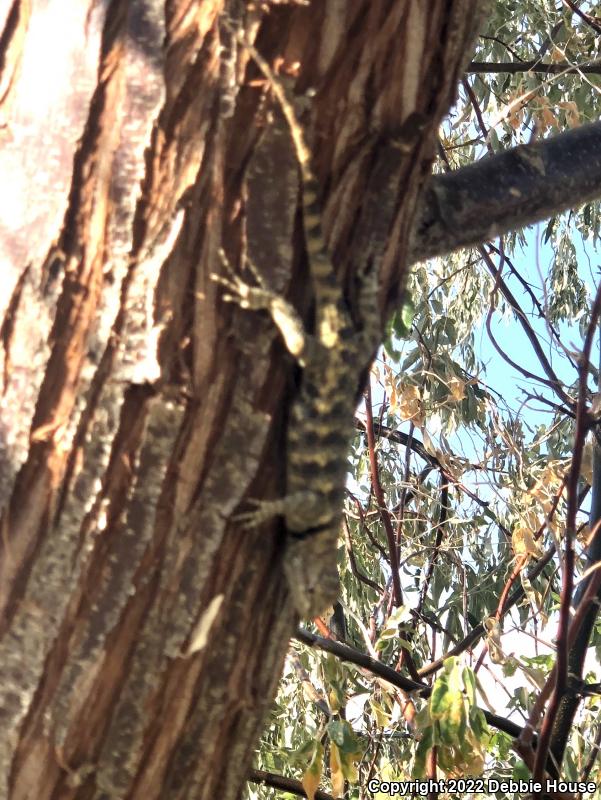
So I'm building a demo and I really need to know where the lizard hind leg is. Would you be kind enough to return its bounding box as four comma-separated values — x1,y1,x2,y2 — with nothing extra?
233,497,290,528
233,489,327,530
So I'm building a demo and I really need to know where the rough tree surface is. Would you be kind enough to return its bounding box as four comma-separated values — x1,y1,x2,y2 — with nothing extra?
0,1,482,798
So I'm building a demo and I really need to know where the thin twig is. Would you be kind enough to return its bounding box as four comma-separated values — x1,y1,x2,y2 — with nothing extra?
416,478,449,615
462,77,494,155
480,246,573,406
486,243,572,367
364,378,403,607
580,725,601,787
249,768,335,800
342,517,384,595
467,60,601,75
561,0,601,35
347,492,388,562
533,283,601,786
419,543,557,678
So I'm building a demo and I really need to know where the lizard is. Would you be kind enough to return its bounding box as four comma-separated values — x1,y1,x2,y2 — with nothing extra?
213,31,382,619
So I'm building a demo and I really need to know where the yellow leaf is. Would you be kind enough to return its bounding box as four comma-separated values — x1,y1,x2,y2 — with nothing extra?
389,378,398,413
448,377,466,402
340,748,362,784
399,384,423,424
435,449,464,480
506,89,526,129
422,429,436,455
463,748,486,775
330,743,345,798
370,698,390,728
507,98,524,129
542,461,566,488
302,766,321,800
505,86,538,130
581,442,593,485
302,744,323,800
484,617,504,664
512,525,542,559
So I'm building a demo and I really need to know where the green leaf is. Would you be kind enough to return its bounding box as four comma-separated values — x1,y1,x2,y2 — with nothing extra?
394,295,416,338
413,726,433,777
326,719,359,754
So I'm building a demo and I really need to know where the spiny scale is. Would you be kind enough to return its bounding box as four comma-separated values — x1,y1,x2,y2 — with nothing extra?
215,25,381,618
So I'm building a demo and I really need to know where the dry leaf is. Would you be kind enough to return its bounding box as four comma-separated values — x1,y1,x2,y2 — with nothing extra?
330,743,345,799
581,442,593,484
302,744,323,800
536,96,559,131
399,384,423,424
512,525,542,558
448,376,466,402
559,100,580,128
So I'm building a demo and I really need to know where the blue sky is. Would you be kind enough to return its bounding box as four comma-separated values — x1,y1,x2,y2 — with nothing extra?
478,222,600,420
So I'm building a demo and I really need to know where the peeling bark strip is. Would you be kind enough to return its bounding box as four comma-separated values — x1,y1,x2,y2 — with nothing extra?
0,2,482,799
0,0,31,118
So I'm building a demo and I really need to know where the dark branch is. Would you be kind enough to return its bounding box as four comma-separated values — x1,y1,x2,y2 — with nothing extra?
364,379,403,608
480,246,573,406
355,417,511,537
549,326,601,767
561,0,601,36
534,284,601,782
467,60,601,75
249,768,335,800
416,477,449,615
294,628,527,742
412,121,601,264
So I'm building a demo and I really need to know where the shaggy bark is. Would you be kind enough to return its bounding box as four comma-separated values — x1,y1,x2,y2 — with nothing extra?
0,1,591,798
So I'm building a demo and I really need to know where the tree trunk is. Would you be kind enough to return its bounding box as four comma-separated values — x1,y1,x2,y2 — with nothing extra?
0,1,483,798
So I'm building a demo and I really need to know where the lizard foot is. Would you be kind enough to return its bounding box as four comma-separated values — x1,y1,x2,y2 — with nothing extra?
212,249,275,311
233,497,288,528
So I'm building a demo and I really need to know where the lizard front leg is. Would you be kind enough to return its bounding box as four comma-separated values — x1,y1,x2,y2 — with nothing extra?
213,248,317,366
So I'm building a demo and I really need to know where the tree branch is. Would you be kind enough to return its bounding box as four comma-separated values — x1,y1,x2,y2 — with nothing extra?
364,379,403,608
412,121,601,264
249,768,335,800
418,542,558,677
294,628,527,741
549,326,601,768
467,60,601,75
533,284,601,784
416,477,449,615
355,417,511,537
481,245,573,406
561,0,601,36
